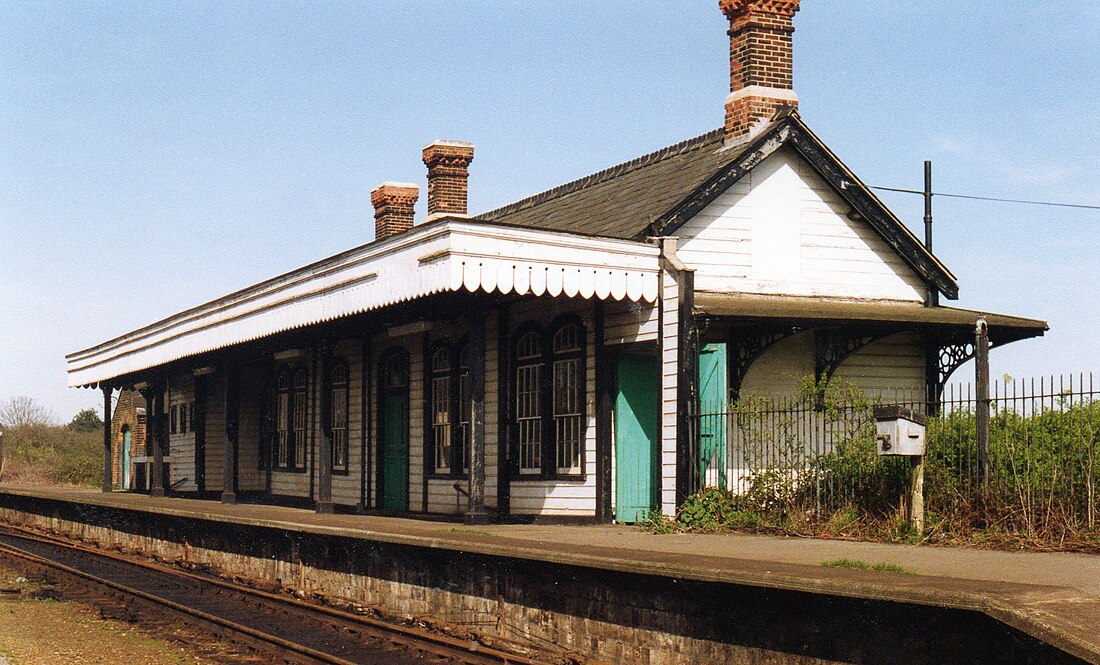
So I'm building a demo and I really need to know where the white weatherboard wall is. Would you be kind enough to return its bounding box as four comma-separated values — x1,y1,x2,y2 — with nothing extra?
508,298,598,517
659,267,680,514
833,332,926,401
676,147,927,302
167,374,196,492
739,331,926,402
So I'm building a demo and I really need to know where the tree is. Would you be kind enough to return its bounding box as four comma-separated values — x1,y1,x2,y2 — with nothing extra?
0,396,54,428
68,408,104,433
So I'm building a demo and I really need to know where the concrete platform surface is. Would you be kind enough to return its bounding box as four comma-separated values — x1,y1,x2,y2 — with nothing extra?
2,485,1098,663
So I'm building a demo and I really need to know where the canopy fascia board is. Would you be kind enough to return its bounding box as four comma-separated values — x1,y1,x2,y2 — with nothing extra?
68,221,660,388
694,291,1048,335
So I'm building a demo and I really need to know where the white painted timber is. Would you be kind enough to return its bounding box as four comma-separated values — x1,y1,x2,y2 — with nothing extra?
677,147,927,302
67,221,660,387
659,267,680,514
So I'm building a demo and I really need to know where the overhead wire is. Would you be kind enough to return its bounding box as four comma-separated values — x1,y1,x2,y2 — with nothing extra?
871,186,1100,212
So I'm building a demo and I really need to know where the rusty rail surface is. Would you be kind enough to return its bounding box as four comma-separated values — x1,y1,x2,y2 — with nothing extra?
0,525,543,665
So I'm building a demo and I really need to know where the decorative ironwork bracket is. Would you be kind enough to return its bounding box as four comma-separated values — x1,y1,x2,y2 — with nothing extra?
813,327,890,383
729,327,801,400
925,329,996,410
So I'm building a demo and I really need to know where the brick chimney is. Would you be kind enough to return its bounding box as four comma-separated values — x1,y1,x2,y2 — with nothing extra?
370,182,419,241
719,0,801,142
422,140,475,221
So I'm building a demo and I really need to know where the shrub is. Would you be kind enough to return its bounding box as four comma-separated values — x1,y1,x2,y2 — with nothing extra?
1,423,101,487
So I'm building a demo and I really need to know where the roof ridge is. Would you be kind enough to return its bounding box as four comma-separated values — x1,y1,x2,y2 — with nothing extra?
476,128,725,221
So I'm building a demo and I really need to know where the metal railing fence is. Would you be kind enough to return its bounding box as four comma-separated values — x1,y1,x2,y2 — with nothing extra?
687,374,1100,535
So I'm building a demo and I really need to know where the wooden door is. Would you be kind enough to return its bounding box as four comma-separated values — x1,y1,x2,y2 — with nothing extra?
698,343,728,488
121,428,132,490
379,351,410,512
615,354,659,523
382,393,408,511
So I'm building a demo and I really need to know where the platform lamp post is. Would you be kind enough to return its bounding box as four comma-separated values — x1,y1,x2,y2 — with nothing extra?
102,385,113,493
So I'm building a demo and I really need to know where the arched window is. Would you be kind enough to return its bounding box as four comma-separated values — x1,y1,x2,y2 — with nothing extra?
291,367,309,470
426,340,471,478
330,363,349,472
552,323,584,474
275,371,291,469
514,330,544,475
512,318,587,478
429,345,453,475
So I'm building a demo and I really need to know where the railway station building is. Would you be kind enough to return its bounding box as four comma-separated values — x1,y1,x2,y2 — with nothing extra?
71,0,1046,523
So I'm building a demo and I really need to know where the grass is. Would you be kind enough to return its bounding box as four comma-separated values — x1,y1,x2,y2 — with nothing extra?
446,528,492,537
821,558,917,575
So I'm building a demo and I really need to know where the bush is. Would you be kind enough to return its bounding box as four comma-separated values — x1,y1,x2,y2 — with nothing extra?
1,423,101,487
677,488,737,532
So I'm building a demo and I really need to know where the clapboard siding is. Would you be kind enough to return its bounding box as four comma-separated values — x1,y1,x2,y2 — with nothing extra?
237,365,266,492
270,352,312,499
604,299,659,345
739,331,926,402
659,267,679,513
484,310,499,510
507,298,598,516
205,374,225,493
740,332,816,400
421,311,500,515
329,338,364,507
677,147,927,302
833,332,926,401
167,373,196,492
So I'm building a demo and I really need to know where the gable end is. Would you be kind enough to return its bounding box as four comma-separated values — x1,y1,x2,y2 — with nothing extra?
658,116,959,300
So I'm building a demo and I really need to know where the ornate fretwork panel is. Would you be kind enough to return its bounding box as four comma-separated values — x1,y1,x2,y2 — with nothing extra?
925,329,994,411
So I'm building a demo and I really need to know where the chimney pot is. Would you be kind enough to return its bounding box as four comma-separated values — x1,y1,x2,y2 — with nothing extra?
422,140,475,221
370,182,419,241
719,0,801,142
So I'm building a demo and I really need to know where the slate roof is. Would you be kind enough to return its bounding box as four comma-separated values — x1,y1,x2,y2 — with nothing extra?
477,111,961,299
477,127,735,240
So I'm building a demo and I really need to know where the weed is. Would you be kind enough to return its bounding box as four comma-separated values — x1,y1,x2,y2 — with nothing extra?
821,559,916,575
446,528,491,537
636,510,679,535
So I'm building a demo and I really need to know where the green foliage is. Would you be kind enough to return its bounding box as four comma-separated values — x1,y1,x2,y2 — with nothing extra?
689,374,1100,549
677,487,737,532
636,509,679,534
2,423,101,486
923,398,1100,539
67,408,103,433
821,559,916,575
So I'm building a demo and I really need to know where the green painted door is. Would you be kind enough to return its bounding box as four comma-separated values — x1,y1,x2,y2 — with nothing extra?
615,354,659,523
698,343,727,488
121,429,132,490
382,393,408,511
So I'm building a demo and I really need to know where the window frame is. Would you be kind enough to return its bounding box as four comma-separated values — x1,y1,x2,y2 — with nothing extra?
510,315,588,480
273,364,310,473
425,338,470,480
328,360,350,475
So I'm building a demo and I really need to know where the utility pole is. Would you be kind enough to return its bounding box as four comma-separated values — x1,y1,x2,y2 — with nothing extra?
924,161,939,307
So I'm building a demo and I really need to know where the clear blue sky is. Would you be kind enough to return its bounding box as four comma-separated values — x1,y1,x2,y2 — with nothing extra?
2,1,1097,421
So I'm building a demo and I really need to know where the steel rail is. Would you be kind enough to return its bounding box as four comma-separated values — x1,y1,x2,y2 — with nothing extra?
0,525,542,665
0,539,358,665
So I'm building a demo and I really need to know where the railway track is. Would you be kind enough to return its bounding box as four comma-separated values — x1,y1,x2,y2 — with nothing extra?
0,525,543,665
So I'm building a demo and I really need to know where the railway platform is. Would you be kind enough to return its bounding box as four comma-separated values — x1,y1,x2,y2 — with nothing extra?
0,484,1097,663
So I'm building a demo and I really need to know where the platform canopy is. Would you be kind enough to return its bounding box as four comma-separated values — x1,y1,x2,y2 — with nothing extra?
67,220,661,388
694,291,1048,344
